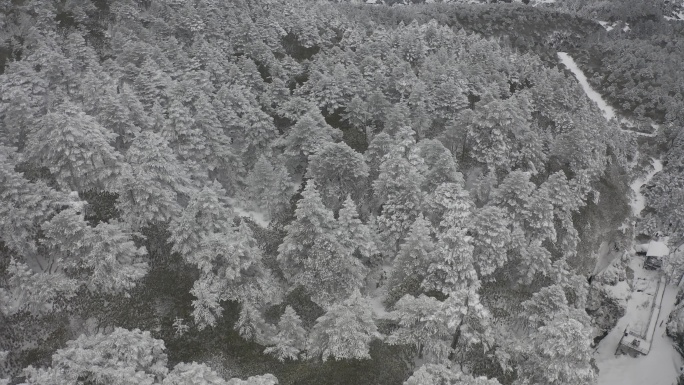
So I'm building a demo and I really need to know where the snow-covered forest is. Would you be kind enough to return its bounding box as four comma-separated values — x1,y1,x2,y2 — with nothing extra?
0,0,683,384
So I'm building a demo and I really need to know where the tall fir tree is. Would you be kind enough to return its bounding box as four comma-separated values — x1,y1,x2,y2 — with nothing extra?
307,290,381,361
263,306,307,361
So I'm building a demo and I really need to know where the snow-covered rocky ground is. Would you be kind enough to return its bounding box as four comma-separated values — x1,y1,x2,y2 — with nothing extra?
560,51,683,385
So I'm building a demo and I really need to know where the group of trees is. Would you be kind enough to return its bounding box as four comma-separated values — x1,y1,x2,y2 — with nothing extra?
0,0,641,384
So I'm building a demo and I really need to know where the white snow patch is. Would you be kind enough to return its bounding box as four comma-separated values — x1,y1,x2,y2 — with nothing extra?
232,206,270,228
558,52,616,122
369,295,391,319
623,23,631,32
629,158,663,217
665,11,684,21
598,20,615,31
603,280,631,308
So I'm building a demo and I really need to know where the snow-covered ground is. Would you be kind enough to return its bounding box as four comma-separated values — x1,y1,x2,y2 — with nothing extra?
595,272,682,385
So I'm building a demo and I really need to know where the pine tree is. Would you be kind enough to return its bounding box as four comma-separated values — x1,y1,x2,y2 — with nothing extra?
191,93,241,189
303,235,368,308
423,225,479,295
342,95,372,131
263,306,307,361
118,131,192,229
277,111,341,159
513,315,596,385
387,294,452,362
387,215,435,304
21,328,169,385
214,84,278,165
373,128,425,253
24,102,123,192
244,155,295,219
0,258,79,316
190,273,225,330
365,132,394,181
423,182,473,231
81,221,149,295
169,182,234,265
306,142,369,210
235,301,276,346
277,180,337,285
164,362,227,385
161,98,208,182
41,211,149,295
307,290,381,361
470,206,511,278
96,86,142,151
226,374,278,385
416,139,463,192
17,327,276,384
404,364,501,385
190,219,280,329
134,58,172,110
336,196,376,260
0,145,68,257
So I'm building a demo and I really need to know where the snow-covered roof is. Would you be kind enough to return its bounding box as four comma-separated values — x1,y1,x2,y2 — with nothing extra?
647,241,669,258
635,244,649,253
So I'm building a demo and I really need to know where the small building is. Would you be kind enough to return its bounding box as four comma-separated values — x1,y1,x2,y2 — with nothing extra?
644,241,669,270
617,329,649,357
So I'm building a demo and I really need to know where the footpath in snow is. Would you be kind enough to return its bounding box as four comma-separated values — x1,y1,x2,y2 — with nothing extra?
557,52,658,137
558,52,616,121
558,51,683,385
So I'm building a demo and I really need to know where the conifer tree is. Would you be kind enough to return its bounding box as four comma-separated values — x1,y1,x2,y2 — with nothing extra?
470,206,511,277
0,145,68,257
387,294,453,362
404,364,501,385
417,139,463,192
336,196,376,260
21,328,169,385
134,58,172,110
278,111,341,159
25,102,123,192
191,93,241,188
118,131,192,229
244,155,295,219
0,258,78,316
41,210,149,295
163,362,227,385
307,290,381,361
235,301,276,346
373,128,425,253
423,224,479,295
306,142,369,210
387,215,435,304
169,182,234,265
277,180,337,285
264,306,307,361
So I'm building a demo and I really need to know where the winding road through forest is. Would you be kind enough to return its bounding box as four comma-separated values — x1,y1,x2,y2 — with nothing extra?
558,52,682,385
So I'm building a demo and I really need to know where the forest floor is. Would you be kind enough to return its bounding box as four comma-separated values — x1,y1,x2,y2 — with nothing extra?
560,51,683,384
